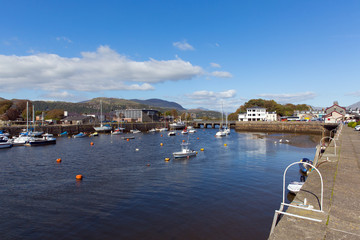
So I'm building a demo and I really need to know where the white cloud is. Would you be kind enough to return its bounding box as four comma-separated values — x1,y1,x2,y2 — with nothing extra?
173,40,195,51
188,89,237,100
347,91,360,97
56,36,72,43
0,45,203,93
257,92,317,103
210,62,221,68
211,71,232,78
179,89,243,112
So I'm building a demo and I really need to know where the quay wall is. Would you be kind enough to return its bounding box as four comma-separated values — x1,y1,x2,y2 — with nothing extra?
0,122,166,136
235,121,338,135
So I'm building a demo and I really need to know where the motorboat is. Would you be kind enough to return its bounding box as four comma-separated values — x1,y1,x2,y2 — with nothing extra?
169,121,185,129
90,132,99,137
12,134,32,146
148,128,156,133
223,127,230,135
58,131,68,137
0,131,10,137
299,158,313,174
73,132,87,138
130,129,141,134
287,181,305,194
173,142,196,159
27,133,56,146
0,142,13,149
0,135,9,142
112,128,123,135
168,131,176,136
181,127,188,134
157,127,168,132
188,129,196,133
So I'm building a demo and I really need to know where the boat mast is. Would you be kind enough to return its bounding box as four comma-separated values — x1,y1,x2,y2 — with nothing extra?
33,105,35,132
100,100,103,127
26,101,29,133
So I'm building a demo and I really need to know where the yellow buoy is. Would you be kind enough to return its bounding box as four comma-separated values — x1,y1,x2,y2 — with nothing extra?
76,174,83,180
165,158,170,161
224,143,227,147
160,143,163,146
200,148,204,151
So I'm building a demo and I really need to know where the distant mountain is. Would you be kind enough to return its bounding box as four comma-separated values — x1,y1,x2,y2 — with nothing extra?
130,98,185,110
348,101,360,109
0,97,6,101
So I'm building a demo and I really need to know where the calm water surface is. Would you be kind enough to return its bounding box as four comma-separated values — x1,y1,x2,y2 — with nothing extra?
0,129,317,239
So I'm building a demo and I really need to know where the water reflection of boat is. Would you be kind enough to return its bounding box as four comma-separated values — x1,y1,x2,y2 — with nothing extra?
173,142,196,159
299,158,312,174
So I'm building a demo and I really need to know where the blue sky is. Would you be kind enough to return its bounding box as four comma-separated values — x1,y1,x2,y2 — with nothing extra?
0,0,359,112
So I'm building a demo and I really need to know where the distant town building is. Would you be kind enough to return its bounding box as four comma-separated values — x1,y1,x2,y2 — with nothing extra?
238,107,277,121
62,114,95,125
294,110,325,121
324,102,346,123
116,109,159,122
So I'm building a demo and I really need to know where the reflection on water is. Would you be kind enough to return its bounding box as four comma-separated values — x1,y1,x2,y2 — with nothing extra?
0,129,317,240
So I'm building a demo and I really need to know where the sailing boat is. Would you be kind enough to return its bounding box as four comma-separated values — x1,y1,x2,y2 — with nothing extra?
215,103,226,138
13,102,32,145
94,100,112,132
112,111,124,135
224,112,230,135
29,105,43,137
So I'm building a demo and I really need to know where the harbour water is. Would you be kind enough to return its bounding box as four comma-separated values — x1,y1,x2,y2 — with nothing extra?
0,129,319,239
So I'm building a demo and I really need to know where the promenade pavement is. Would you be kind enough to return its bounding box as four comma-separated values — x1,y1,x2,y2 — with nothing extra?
269,125,360,239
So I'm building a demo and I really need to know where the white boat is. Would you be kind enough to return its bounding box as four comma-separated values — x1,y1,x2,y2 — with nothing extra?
215,103,226,137
27,133,56,146
130,129,141,133
188,129,196,133
111,128,123,135
94,100,112,132
181,128,188,134
224,113,230,135
287,181,305,194
169,121,185,129
12,134,32,145
0,135,9,142
215,130,226,137
173,142,196,159
168,131,176,136
0,142,13,149
148,128,156,133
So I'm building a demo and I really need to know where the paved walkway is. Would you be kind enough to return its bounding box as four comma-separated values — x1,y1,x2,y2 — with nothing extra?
269,125,360,239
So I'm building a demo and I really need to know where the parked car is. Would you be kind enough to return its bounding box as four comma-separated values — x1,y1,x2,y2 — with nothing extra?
355,125,360,131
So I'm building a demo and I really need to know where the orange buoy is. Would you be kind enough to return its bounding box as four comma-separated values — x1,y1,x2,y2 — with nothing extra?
90,142,94,146
197,137,199,140
76,174,83,180
56,158,61,163
165,158,170,161
182,139,185,142
161,134,163,137
127,138,129,141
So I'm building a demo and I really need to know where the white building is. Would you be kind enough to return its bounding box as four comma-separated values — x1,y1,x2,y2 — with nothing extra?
238,107,277,121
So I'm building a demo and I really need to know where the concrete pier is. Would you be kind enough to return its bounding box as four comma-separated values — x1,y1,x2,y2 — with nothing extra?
269,125,360,239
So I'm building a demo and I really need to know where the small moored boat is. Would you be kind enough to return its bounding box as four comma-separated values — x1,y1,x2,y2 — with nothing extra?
173,142,196,159
299,158,313,174
0,142,13,149
287,181,305,194
73,132,87,138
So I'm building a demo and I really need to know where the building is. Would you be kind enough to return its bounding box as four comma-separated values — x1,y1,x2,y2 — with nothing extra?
238,107,277,121
116,109,160,122
62,115,95,125
294,110,325,121
324,102,346,123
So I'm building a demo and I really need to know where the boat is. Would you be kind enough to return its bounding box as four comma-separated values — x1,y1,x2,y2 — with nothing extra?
287,181,305,194
90,132,99,137
157,127,168,132
0,135,9,142
0,130,10,137
299,158,313,174
94,100,112,132
122,136,135,140
188,129,196,133
148,128,156,133
73,132,87,138
224,113,230,135
215,103,226,137
0,142,13,149
27,133,56,146
58,131,68,137
168,130,176,136
130,129,141,133
12,134,32,146
169,120,185,129
181,127,188,134
111,128,123,135
173,142,196,159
